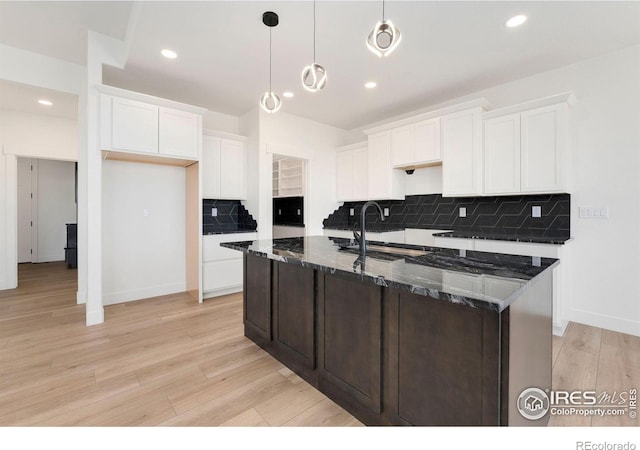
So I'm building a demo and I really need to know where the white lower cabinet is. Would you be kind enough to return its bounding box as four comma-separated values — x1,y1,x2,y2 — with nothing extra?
433,236,570,336
202,232,257,298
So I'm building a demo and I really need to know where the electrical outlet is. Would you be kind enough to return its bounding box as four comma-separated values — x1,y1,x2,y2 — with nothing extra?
211,208,217,217
278,209,281,216
579,206,609,219
384,208,389,217
532,256,541,267
297,209,301,216
459,249,466,257
532,206,541,218
459,207,466,218
349,208,354,216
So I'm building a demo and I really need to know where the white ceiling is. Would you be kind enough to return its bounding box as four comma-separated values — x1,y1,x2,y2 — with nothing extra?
0,79,78,120
1,1,640,129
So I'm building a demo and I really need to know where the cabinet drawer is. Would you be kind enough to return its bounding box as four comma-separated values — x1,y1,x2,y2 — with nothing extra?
203,259,243,291
203,233,256,262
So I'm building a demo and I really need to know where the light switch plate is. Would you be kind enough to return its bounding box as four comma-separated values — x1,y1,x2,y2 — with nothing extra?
532,206,541,218
211,208,217,217
579,206,609,219
459,207,466,218
297,209,301,216
143,208,149,217
384,208,389,217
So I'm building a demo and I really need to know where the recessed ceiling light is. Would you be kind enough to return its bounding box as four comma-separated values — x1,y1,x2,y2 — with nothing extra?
505,15,527,28
365,81,377,89
283,91,294,98
38,99,53,106
161,49,178,59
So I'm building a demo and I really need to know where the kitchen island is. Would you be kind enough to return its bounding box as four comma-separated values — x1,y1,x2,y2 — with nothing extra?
222,236,557,426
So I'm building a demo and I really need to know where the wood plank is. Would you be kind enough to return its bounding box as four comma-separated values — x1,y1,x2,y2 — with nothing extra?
220,408,270,427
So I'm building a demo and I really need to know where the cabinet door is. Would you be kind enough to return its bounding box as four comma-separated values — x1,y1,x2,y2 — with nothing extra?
201,136,221,198
368,132,403,200
203,259,243,291
274,263,315,371
220,139,245,199
442,109,482,196
483,114,521,194
111,97,159,154
391,126,413,167
244,255,272,341
159,108,200,159
413,118,441,164
336,150,353,201
319,274,382,413
521,105,563,193
352,147,369,201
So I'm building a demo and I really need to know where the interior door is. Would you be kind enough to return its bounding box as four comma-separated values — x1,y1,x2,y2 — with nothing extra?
17,158,32,263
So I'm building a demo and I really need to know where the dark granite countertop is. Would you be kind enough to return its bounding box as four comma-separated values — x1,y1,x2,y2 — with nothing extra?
221,236,558,313
432,230,571,245
204,229,257,235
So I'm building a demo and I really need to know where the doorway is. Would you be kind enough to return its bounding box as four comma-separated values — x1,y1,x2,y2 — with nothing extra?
272,154,306,239
17,157,77,268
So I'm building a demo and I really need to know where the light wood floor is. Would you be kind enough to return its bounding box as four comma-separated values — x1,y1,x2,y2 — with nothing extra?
0,262,637,426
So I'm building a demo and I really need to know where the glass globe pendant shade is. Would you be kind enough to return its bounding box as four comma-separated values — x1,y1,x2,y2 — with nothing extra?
366,20,402,57
301,63,328,92
260,91,282,113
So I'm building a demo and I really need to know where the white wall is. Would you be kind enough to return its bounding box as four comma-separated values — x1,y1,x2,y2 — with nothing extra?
259,111,348,238
203,110,240,135
33,159,77,262
101,160,186,305
0,110,78,161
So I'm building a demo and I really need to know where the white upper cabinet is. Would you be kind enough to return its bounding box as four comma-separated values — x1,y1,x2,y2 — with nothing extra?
442,107,484,197
220,139,245,199
483,113,521,194
336,145,368,202
391,118,441,168
484,102,566,195
111,97,159,154
202,135,246,200
521,105,564,193
368,131,405,200
100,87,204,163
202,136,221,198
158,107,200,159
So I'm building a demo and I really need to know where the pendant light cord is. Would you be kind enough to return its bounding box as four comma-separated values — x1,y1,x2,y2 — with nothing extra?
269,27,272,91
313,0,316,62
382,0,385,21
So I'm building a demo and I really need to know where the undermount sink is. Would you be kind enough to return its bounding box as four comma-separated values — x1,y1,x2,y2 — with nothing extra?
339,243,429,258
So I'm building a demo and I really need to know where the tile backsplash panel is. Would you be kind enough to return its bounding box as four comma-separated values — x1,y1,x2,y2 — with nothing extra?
323,193,570,239
203,199,257,234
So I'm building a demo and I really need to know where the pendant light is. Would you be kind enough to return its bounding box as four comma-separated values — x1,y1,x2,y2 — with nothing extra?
260,11,282,114
366,0,402,57
301,0,327,92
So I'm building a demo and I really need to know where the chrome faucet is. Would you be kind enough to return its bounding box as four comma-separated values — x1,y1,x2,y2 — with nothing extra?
356,201,385,259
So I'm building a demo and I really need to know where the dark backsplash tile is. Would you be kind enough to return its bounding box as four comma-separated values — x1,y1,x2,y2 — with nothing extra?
273,196,304,226
323,193,570,239
203,199,257,234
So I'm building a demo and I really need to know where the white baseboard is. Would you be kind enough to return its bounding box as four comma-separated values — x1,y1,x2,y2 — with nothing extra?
203,285,242,299
76,290,87,304
569,308,640,337
102,282,187,306
86,307,104,326
553,320,569,337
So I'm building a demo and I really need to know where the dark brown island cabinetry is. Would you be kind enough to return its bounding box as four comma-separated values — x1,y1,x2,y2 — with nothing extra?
241,252,551,426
